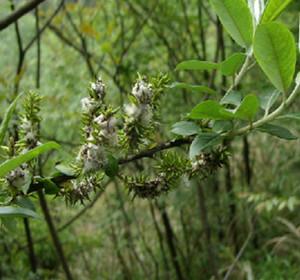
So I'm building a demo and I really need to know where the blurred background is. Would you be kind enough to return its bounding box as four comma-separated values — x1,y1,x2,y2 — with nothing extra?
0,0,300,279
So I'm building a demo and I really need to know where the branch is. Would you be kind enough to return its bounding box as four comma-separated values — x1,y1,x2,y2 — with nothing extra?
118,138,191,164
24,0,64,53
231,82,300,136
19,181,110,251
0,0,47,31
48,24,113,78
27,137,191,192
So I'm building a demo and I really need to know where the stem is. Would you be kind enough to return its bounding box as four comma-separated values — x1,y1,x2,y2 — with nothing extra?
0,0,47,31
157,203,185,280
23,218,37,272
38,190,73,280
224,158,239,254
242,136,259,248
196,182,219,279
114,181,149,276
149,202,170,277
35,7,41,89
224,54,252,96
231,82,300,136
223,232,252,280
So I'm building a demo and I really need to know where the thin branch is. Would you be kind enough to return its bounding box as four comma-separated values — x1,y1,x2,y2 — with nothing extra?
58,181,109,232
23,218,37,272
0,0,47,31
10,0,25,97
223,232,252,280
48,24,113,78
119,138,191,165
24,0,64,53
38,190,74,280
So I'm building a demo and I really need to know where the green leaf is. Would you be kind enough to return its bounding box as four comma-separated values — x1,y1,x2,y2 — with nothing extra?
171,121,200,136
296,72,300,85
0,142,60,178
234,94,260,120
104,155,119,178
277,113,300,121
220,90,242,106
220,53,246,76
259,90,280,112
261,0,294,23
55,163,76,176
176,60,218,71
210,0,253,48
0,92,24,145
21,175,32,194
189,100,234,120
36,177,60,195
189,133,221,159
257,123,297,140
253,22,296,93
212,120,233,133
168,82,216,94
15,196,35,211
0,217,17,231
0,206,39,219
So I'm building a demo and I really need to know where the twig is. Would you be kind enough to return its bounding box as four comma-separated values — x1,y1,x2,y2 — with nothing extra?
24,0,65,53
0,0,47,31
223,232,252,280
118,138,191,164
38,190,74,280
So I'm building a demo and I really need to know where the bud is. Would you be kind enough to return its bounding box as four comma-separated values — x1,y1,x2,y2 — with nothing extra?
6,167,30,190
91,77,106,100
78,143,105,173
124,103,142,119
68,176,97,204
132,79,153,104
81,97,97,114
94,114,118,144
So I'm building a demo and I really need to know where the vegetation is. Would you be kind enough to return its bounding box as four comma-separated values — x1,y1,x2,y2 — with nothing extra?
0,0,300,279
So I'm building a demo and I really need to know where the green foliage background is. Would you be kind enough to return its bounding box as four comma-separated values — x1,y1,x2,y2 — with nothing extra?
0,0,300,279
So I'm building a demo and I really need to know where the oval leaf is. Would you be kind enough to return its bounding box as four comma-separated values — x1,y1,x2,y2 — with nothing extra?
220,53,246,76
220,90,242,106
254,22,296,93
176,60,218,71
169,82,216,94
210,0,253,48
261,0,294,23
257,123,297,140
189,133,221,159
171,121,200,136
0,142,60,178
259,89,280,112
189,100,234,120
277,113,300,121
234,94,260,120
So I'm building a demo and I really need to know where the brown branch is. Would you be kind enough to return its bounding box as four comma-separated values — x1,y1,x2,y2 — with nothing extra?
0,0,47,31
48,24,113,78
24,0,64,53
118,138,191,164
38,190,74,280
27,137,191,195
